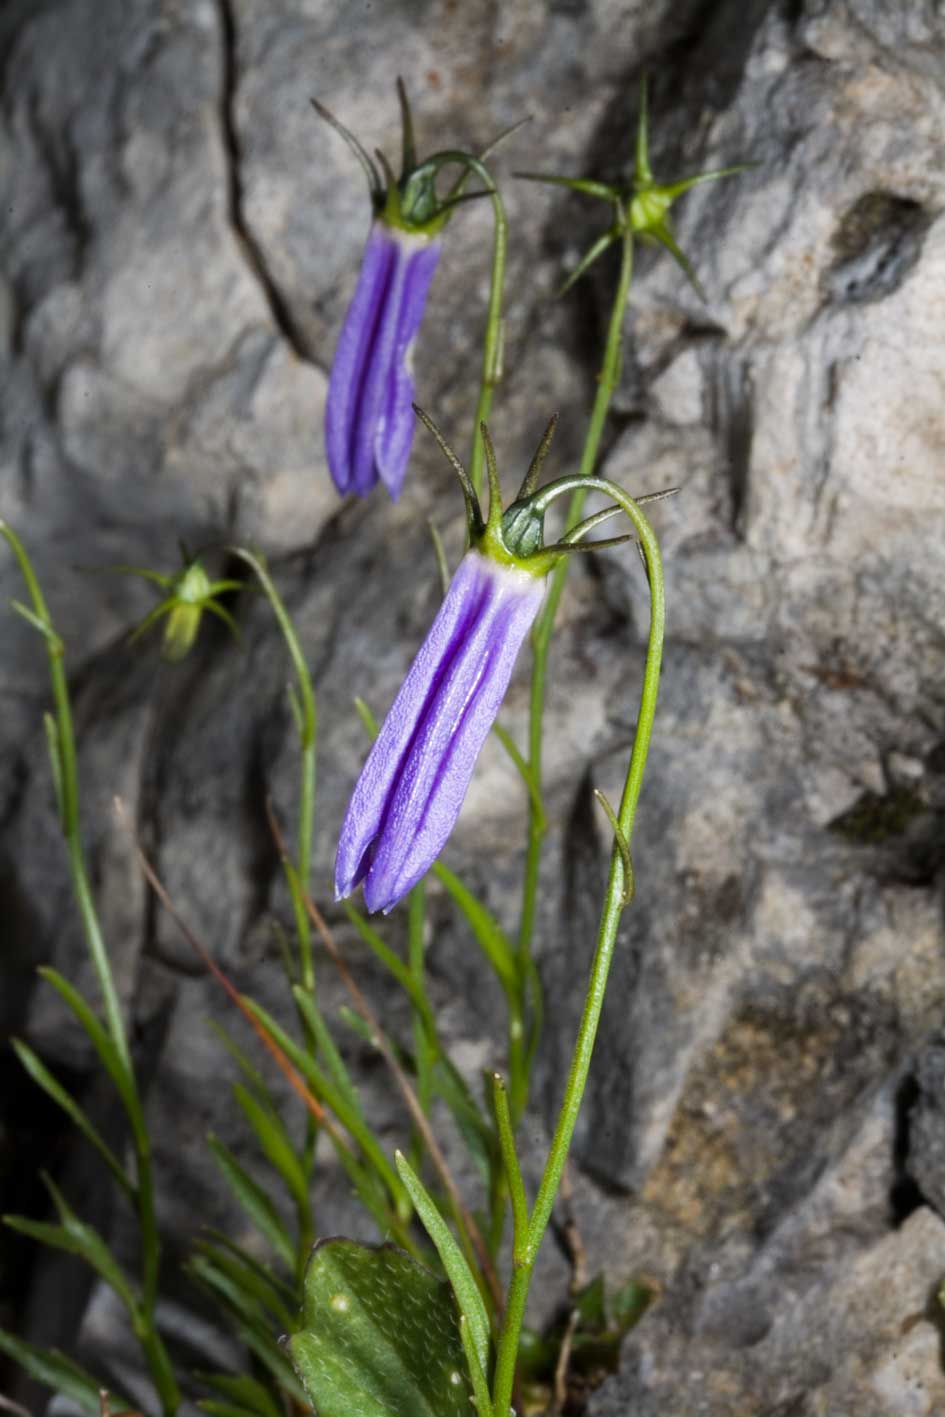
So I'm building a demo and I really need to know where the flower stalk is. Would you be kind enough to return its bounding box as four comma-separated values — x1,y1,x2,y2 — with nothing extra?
509,220,635,1120
491,478,665,1417
509,81,749,1119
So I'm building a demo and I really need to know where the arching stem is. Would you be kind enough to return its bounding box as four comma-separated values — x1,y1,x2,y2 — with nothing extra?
491,478,664,1417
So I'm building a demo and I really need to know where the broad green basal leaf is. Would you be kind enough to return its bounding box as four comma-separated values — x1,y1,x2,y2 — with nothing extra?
288,1239,473,1417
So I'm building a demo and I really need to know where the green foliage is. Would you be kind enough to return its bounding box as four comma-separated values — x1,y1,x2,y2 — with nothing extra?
517,1272,655,1405
205,1134,297,1271
0,73,694,1414
0,1330,133,1415
289,1240,473,1417
4,1174,138,1319
394,1151,491,1381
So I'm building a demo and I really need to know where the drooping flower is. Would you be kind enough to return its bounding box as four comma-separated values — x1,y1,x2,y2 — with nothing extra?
335,547,546,912
314,81,503,500
325,224,441,498
335,409,670,914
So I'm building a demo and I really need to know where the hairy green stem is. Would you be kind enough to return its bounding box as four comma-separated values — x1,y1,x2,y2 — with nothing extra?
491,477,663,1417
510,226,635,1120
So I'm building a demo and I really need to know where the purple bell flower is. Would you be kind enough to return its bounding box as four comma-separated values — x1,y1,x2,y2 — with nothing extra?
326,224,441,499
314,80,507,500
335,550,546,914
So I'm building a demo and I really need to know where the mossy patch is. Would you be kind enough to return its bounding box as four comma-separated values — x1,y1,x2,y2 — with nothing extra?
827,785,925,844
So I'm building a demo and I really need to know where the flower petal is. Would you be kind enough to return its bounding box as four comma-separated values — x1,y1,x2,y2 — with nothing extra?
334,553,489,900
361,557,545,913
374,239,440,499
325,225,397,495
350,229,437,499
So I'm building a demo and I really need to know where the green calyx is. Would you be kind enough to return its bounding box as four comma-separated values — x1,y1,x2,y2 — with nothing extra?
313,79,519,238
517,76,755,300
103,550,243,662
413,406,672,579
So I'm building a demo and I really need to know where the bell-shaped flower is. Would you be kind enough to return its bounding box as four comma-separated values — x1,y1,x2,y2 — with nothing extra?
326,223,441,498
335,409,671,913
315,81,505,499
335,548,545,911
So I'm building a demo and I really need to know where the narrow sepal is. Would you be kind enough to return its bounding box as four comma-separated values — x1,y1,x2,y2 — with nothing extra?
515,412,559,500
396,76,417,177
480,422,504,530
560,224,622,295
542,532,637,557
515,171,618,201
635,76,652,185
310,98,382,205
412,403,484,538
646,219,708,302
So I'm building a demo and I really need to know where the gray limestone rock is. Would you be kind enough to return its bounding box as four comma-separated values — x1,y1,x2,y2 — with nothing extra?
2,0,945,1413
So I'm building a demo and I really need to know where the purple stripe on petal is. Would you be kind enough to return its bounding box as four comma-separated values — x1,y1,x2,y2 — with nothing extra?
363,620,524,911
374,240,441,499
325,225,397,495
359,557,545,914
349,229,436,498
334,553,490,900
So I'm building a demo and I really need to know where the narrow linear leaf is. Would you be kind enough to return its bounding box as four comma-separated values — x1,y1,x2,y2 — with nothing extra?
5,1176,137,1318
459,1313,493,1417
197,1370,284,1417
492,722,545,830
187,1255,309,1406
37,967,144,1148
10,598,61,644
205,1134,296,1270
194,1238,297,1333
42,712,64,822
291,986,363,1122
342,904,438,1041
432,864,516,996
394,1152,491,1381
241,999,406,1219
201,1228,299,1306
198,1402,263,1417
187,1254,271,1337
0,1330,132,1416
11,1039,134,1198
233,1083,310,1216
209,1021,277,1108
432,1058,494,1183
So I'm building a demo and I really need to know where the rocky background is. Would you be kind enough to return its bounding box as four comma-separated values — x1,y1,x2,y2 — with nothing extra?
2,0,945,1413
